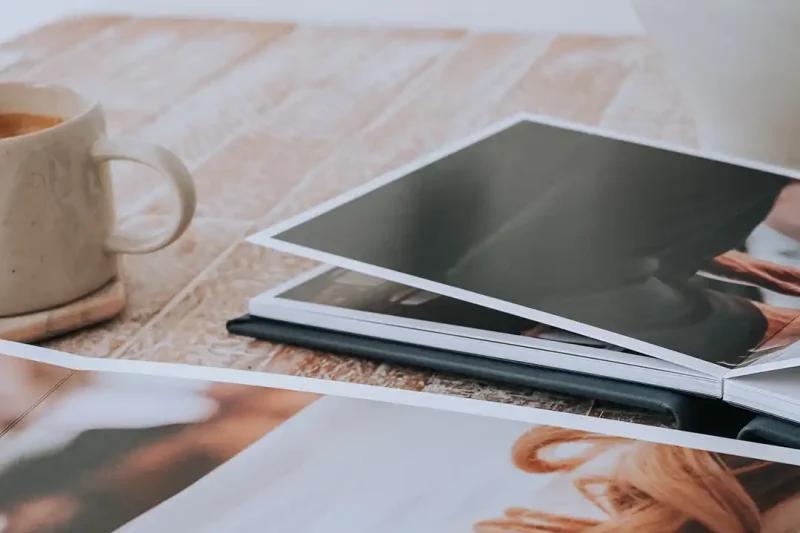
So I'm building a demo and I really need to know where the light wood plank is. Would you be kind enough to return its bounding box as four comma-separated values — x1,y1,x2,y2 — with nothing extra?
253,33,554,232
493,35,648,125
114,26,465,222
598,39,697,145
0,16,127,76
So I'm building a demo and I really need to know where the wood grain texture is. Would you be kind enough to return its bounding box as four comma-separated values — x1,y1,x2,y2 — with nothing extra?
0,16,687,428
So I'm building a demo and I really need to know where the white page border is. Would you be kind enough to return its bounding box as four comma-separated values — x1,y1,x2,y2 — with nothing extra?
1,338,799,465
727,351,800,378
249,298,720,396
254,267,701,376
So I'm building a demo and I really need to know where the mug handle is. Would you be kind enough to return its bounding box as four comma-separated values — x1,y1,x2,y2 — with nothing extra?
91,138,196,254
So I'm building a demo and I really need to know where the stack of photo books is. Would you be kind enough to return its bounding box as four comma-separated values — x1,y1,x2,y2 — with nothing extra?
237,114,800,430
3,339,800,533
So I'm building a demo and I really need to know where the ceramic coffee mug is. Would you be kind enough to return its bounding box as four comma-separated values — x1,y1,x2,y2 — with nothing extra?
0,83,196,317
632,0,800,168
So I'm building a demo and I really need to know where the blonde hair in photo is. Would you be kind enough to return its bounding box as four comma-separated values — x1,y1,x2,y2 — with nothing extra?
475,427,799,533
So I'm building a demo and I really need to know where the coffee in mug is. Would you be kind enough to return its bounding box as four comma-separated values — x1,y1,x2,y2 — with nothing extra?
0,112,63,139
0,83,196,317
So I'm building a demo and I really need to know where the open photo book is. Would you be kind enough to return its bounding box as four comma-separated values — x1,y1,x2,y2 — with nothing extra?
3,340,800,532
247,114,800,426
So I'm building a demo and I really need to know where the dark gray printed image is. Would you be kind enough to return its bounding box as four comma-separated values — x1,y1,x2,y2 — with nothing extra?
273,119,800,366
277,267,631,351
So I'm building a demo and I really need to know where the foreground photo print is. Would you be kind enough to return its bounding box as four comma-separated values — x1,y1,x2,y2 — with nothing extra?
2,350,800,533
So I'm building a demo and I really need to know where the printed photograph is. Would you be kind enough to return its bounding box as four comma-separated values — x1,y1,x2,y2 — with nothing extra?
0,354,319,533
269,119,800,367
3,353,800,533
471,426,800,533
276,266,632,352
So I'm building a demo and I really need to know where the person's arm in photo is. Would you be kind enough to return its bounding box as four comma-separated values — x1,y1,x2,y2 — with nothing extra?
706,250,800,296
749,301,800,353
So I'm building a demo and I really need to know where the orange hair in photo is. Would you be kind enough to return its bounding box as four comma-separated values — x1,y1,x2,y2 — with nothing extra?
475,427,800,533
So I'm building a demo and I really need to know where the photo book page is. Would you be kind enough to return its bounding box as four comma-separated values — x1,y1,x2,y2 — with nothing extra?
250,114,800,376
2,340,800,533
267,265,632,353
250,264,724,396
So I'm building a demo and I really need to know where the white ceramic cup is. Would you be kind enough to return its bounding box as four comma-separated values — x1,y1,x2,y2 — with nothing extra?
632,0,800,168
0,83,196,317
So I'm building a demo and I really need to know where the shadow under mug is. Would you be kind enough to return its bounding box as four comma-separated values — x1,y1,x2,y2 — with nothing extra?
0,83,196,317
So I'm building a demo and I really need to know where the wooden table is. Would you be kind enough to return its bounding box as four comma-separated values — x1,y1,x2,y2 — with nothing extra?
0,16,694,427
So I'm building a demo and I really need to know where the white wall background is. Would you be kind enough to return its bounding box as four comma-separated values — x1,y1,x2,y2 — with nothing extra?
2,0,643,43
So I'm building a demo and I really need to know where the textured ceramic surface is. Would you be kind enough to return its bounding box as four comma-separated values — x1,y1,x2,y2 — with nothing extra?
0,80,196,316
0,86,116,316
0,16,697,427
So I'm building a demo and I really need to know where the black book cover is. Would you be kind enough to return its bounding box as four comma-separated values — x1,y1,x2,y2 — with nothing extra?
738,416,800,449
227,314,754,436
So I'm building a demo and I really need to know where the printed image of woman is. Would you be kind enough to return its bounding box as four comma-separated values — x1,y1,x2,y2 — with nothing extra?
476,426,800,533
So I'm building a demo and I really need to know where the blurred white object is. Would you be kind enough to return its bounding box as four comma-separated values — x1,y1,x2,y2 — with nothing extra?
633,0,800,170
0,372,216,473
747,224,800,308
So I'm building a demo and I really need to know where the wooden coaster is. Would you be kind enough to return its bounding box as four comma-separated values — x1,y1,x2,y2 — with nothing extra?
0,278,126,343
